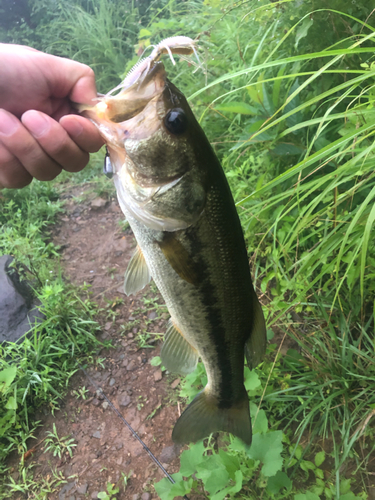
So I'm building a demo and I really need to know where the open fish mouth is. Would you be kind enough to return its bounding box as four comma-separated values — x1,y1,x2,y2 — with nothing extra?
80,36,198,125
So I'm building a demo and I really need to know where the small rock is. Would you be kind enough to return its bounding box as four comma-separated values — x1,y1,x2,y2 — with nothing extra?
91,197,107,209
128,315,135,321
170,378,180,389
91,492,99,500
92,431,101,439
161,313,169,320
119,394,131,407
58,482,75,500
72,226,81,232
141,493,152,500
76,483,88,495
116,443,123,450
148,311,157,320
92,398,100,407
154,369,162,382
132,495,140,500
102,401,109,410
126,360,136,371
132,327,138,334
160,444,181,464
104,321,112,331
122,359,128,367
109,378,116,387
119,354,125,359
128,332,134,338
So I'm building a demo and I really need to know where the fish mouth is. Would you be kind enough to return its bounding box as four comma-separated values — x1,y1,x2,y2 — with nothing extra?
82,61,167,125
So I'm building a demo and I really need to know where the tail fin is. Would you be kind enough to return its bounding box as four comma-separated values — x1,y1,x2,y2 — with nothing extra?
172,389,252,445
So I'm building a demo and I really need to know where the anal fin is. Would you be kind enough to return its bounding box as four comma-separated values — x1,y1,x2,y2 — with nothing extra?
245,295,267,369
161,320,198,375
172,389,252,446
124,245,151,296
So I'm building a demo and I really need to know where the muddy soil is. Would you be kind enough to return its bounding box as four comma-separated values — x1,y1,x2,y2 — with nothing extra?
9,185,186,500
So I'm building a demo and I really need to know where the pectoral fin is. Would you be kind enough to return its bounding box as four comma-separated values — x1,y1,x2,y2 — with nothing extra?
161,321,198,375
124,245,151,296
172,389,252,446
157,234,199,285
245,295,267,369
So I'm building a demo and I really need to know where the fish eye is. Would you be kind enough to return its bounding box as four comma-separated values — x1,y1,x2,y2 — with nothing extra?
164,108,188,135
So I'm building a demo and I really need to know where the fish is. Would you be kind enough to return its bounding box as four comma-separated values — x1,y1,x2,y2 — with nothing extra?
81,36,267,446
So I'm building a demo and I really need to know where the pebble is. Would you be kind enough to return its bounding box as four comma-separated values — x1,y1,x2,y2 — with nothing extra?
105,322,112,331
159,444,181,464
58,482,75,500
126,360,136,371
92,431,101,439
132,495,140,500
148,311,157,320
141,493,152,500
109,378,116,386
102,401,109,410
153,369,162,382
132,327,138,334
92,398,100,407
122,359,128,367
119,354,125,359
91,197,107,209
171,378,180,389
91,492,99,499
119,394,131,407
76,483,88,495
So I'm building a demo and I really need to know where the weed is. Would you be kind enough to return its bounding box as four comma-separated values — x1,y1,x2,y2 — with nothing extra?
44,423,77,459
98,482,119,500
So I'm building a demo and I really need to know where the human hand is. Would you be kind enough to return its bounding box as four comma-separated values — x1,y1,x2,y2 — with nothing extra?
0,44,104,189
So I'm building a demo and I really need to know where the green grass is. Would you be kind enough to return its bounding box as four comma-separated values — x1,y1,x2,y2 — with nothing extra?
0,178,104,498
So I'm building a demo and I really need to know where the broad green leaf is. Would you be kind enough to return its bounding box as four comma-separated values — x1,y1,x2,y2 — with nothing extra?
314,451,325,467
218,449,241,479
267,471,292,494
211,470,243,500
250,403,268,435
196,455,229,495
244,368,261,391
295,18,313,49
0,366,17,393
179,441,205,476
150,356,161,366
248,431,284,476
5,396,17,410
294,492,320,500
154,474,186,500
215,102,257,115
139,28,151,38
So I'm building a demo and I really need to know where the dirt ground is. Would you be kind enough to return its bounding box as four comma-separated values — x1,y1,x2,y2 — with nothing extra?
9,185,187,500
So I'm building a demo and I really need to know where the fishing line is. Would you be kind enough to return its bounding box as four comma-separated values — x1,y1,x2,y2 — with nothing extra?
76,361,189,500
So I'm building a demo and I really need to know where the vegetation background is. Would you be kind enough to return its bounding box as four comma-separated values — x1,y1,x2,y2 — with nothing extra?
1,0,375,498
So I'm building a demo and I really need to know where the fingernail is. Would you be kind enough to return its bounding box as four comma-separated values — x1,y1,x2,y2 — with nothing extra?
22,110,50,138
0,109,20,136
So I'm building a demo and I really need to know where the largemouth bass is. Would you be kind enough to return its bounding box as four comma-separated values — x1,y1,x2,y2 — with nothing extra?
82,37,266,445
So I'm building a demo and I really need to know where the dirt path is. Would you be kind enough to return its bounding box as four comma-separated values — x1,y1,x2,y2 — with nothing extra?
13,186,185,499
